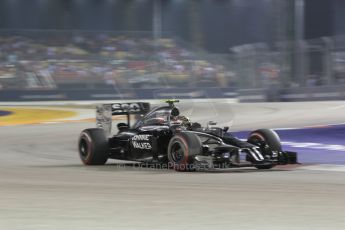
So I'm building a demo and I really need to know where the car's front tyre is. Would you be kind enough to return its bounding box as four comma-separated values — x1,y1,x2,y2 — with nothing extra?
78,128,108,165
247,129,282,170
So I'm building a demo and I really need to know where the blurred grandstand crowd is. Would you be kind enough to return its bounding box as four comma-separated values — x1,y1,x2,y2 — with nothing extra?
0,31,234,90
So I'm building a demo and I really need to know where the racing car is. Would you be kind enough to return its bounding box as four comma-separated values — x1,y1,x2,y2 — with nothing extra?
78,100,297,171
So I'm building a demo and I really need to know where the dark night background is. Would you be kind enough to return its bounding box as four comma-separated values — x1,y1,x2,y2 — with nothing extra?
0,0,343,52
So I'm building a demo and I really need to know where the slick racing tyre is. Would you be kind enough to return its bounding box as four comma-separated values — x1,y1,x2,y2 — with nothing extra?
167,132,202,171
78,128,109,165
247,129,282,170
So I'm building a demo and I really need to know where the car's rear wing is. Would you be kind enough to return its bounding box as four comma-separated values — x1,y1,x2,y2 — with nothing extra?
96,102,150,136
109,102,150,115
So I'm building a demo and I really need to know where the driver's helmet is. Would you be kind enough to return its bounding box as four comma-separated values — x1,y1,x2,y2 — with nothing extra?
178,115,191,127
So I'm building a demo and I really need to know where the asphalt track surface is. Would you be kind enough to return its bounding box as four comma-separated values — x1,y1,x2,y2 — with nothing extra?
1,101,345,230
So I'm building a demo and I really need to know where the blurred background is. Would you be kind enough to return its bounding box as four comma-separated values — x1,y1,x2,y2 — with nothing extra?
0,0,344,102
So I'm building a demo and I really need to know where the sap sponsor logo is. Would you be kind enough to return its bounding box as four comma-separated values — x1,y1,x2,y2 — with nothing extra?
282,141,345,152
111,103,141,113
132,135,152,150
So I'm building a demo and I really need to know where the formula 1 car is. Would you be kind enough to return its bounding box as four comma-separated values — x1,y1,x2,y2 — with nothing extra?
78,100,297,171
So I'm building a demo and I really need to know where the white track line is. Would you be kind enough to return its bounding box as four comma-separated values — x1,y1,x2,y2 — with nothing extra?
300,164,345,172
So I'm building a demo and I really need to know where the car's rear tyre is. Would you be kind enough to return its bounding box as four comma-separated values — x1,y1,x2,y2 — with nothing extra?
167,132,202,171
78,128,108,165
248,129,282,170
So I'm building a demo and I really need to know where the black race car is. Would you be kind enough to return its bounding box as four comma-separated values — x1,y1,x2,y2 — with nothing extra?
78,100,297,171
